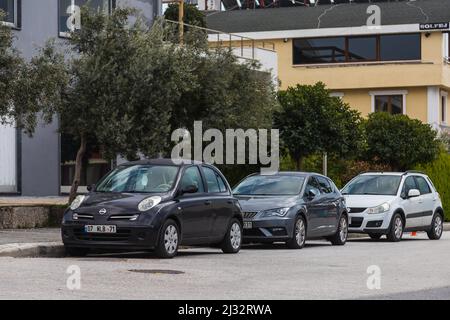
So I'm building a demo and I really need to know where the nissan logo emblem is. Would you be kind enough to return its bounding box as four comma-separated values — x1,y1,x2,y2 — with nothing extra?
99,208,107,215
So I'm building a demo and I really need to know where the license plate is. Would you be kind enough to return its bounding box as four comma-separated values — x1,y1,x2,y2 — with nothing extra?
243,221,253,229
85,225,117,233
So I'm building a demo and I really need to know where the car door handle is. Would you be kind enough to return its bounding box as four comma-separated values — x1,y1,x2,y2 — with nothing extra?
205,200,212,205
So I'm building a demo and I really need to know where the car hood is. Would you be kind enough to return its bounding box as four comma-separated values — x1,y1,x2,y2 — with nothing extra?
234,195,300,212
75,192,170,214
344,195,396,209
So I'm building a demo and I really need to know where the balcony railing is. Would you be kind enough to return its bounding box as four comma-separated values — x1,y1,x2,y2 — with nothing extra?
164,19,275,61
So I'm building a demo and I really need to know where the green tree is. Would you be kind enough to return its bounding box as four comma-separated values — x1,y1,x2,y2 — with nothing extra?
274,82,364,170
35,8,196,202
164,3,206,28
1,13,66,133
364,112,440,171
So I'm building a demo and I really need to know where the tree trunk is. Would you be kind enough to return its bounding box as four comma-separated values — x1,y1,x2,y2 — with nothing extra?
295,156,304,171
68,134,87,203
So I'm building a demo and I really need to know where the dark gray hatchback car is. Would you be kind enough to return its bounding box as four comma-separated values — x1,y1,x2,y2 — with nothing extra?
233,172,348,249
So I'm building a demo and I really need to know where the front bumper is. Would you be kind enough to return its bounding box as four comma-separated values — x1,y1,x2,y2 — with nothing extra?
348,212,392,234
243,217,295,242
61,222,159,250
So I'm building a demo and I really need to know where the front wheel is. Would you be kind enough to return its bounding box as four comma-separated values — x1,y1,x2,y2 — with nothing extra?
287,215,307,249
387,213,403,242
155,219,180,259
427,213,444,240
329,215,348,246
221,219,242,254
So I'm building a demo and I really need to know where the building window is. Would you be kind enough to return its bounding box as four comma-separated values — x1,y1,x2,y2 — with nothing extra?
58,0,115,37
0,0,20,28
442,92,448,124
348,36,377,61
370,91,407,115
293,33,421,65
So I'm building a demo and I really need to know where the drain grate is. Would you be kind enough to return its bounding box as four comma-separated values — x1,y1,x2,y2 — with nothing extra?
129,269,185,275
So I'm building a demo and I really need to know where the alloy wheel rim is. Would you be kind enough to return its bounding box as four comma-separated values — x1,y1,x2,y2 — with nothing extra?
295,219,306,246
230,223,242,250
340,217,348,242
435,216,443,237
394,217,403,239
164,225,178,254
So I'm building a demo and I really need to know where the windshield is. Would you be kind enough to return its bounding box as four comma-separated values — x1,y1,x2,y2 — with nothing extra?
233,175,305,196
342,175,401,196
95,165,179,193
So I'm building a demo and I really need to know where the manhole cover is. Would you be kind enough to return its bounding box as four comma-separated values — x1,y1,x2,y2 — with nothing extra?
129,269,185,275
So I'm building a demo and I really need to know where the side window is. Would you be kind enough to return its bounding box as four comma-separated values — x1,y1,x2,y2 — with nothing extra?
180,166,204,194
216,173,228,193
316,176,333,194
402,176,417,197
414,176,431,195
304,177,321,196
202,167,221,193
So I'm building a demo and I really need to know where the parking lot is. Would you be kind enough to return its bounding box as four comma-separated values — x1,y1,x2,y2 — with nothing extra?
0,231,449,300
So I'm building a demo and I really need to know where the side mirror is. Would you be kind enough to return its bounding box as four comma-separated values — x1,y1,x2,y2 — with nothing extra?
87,184,96,192
307,188,319,200
180,185,198,195
408,189,420,198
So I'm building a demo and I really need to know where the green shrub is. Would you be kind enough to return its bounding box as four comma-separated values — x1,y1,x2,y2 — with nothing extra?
416,152,450,221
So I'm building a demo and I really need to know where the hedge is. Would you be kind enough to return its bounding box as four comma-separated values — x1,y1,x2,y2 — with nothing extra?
416,152,450,221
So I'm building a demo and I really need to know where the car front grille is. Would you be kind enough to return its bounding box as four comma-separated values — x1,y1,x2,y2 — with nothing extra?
108,214,139,221
349,217,364,228
348,208,367,214
73,228,131,242
243,212,258,219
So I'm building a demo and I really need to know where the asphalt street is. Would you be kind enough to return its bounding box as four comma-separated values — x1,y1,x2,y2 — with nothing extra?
0,232,449,300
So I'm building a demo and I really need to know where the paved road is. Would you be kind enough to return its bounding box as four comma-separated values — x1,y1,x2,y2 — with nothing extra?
0,232,449,300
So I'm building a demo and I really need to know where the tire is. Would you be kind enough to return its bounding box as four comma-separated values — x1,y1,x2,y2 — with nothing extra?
65,247,89,257
155,219,180,259
369,234,382,240
329,215,348,246
287,215,307,249
221,218,242,254
427,213,444,240
387,213,403,242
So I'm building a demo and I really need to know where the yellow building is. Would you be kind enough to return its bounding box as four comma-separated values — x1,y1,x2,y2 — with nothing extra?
206,0,450,130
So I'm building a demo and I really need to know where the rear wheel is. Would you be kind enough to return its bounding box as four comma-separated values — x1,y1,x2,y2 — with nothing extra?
369,234,382,240
387,213,403,242
155,219,179,259
427,213,443,240
221,219,242,254
65,247,89,257
329,215,348,246
287,216,306,249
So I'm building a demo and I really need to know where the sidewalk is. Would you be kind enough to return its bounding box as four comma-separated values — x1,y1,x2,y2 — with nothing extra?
0,228,61,245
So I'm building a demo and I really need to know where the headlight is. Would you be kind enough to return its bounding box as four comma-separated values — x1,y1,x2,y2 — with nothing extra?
138,196,162,212
366,202,390,214
260,207,290,218
70,195,86,211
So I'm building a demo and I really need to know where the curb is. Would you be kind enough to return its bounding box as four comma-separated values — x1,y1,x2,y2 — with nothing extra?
0,242,64,258
444,223,450,232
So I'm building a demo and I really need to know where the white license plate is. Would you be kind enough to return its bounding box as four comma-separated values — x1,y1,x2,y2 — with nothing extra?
243,221,253,229
85,225,117,234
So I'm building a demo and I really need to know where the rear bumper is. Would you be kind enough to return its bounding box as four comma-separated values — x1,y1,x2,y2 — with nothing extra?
243,217,294,242
61,222,159,250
